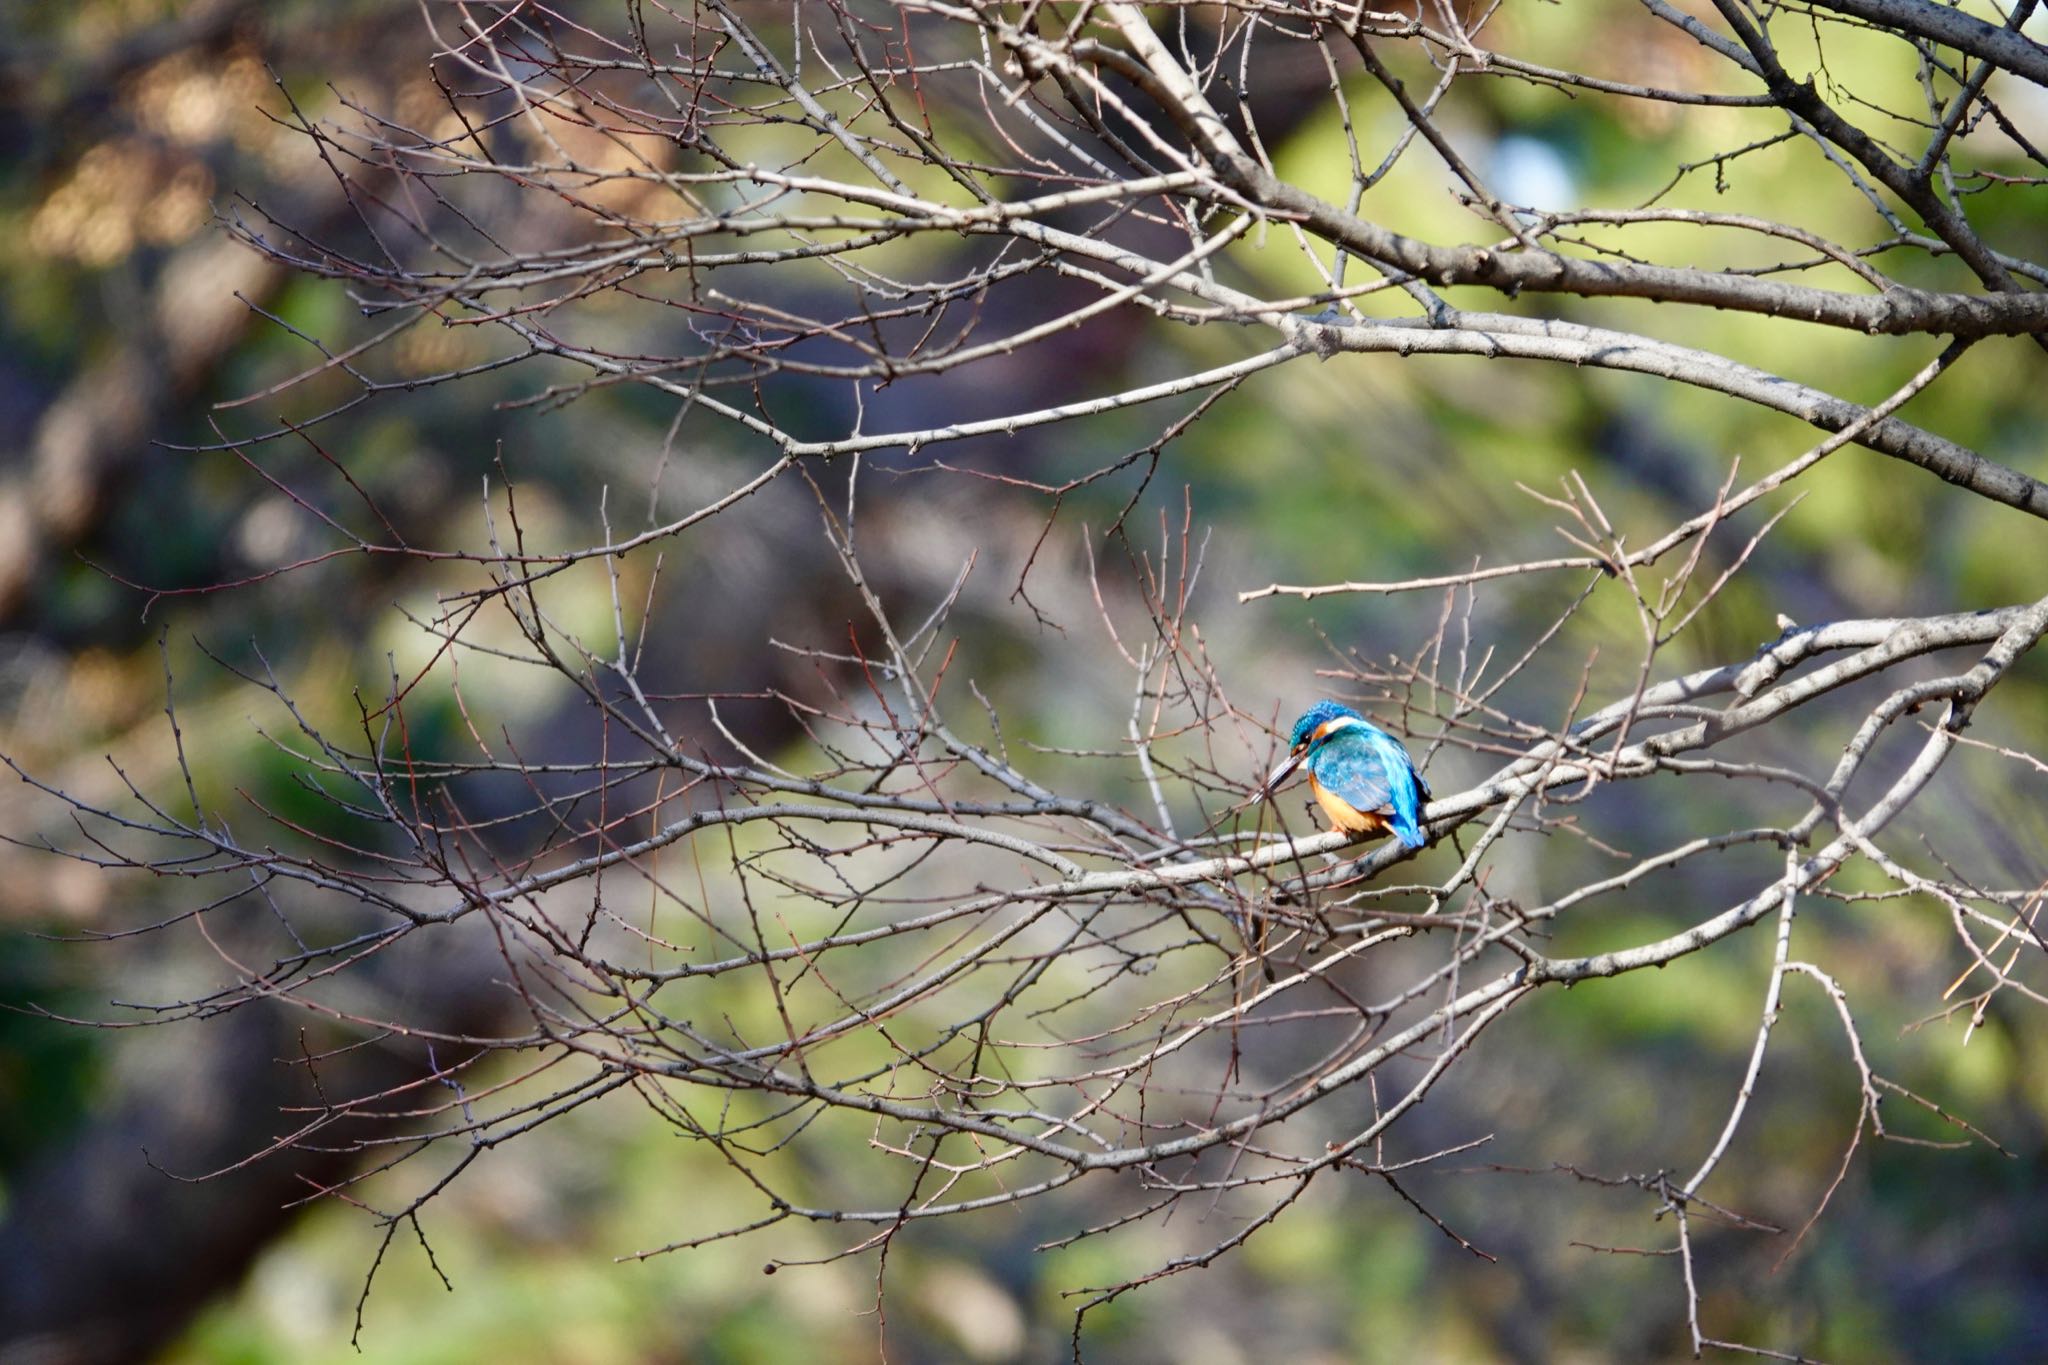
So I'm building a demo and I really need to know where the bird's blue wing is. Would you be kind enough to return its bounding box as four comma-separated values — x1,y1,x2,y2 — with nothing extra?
1315,728,1427,848
1312,734,1396,813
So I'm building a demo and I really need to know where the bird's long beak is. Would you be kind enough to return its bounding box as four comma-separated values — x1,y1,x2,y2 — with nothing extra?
1259,749,1305,800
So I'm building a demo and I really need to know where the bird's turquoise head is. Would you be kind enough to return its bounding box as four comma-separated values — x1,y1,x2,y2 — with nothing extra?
1263,700,1368,796
1286,699,1364,752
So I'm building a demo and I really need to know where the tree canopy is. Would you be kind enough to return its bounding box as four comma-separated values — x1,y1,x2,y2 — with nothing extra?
3,3,2047,1361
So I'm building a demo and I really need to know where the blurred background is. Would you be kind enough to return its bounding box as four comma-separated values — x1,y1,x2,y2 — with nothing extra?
2,2,2046,1361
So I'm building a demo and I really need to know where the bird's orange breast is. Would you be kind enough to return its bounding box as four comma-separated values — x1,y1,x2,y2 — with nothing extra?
1309,772,1390,836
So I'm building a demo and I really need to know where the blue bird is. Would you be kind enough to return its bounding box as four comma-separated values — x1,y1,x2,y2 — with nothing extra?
1261,701,1431,849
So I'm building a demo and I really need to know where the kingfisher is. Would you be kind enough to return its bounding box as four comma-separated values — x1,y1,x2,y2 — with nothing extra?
1260,700,1431,849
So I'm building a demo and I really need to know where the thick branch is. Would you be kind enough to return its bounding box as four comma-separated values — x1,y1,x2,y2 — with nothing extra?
1080,10,2048,339
1292,311,2048,520
1806,0,2048,86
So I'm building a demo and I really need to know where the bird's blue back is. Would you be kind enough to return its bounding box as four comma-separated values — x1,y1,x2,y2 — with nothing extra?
1293,703,1429,849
